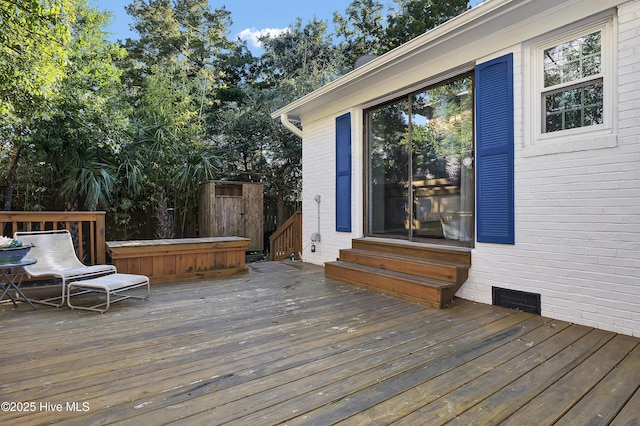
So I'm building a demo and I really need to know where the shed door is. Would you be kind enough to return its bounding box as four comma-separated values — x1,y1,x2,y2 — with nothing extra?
242,183,264,251
216,196,244,237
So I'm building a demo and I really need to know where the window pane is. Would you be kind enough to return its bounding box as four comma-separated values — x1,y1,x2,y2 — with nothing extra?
544,31,601,87
411,76,474,241
545,112,563,133
543,80,603,132
583,53,601,76
367,100,409,236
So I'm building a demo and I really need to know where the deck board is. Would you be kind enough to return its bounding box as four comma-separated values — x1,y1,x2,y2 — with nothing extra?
344,317,572,425
559,342,640,425
0,261,638,425
446,328,616,424
502,334,639,425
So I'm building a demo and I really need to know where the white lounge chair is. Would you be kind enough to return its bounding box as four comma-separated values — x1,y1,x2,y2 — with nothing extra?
14,230,117,307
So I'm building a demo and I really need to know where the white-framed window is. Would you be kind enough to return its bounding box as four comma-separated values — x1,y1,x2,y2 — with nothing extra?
542,30,603,133
527,16,616,148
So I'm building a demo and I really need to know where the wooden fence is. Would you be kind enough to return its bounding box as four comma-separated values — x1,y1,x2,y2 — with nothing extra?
0,211,107,265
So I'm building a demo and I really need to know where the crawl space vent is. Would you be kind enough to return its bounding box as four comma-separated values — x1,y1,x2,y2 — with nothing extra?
492,287,541,315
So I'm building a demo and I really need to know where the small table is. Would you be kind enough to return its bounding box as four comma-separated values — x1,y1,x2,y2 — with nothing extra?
0,258,37,310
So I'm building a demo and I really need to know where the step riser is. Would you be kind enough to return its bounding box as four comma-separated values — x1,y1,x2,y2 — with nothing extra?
339,249,462,284
325,263,445,308
352,239,471,266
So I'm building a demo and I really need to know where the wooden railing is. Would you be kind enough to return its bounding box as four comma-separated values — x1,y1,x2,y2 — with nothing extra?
0,211,107,265
269,210,302,261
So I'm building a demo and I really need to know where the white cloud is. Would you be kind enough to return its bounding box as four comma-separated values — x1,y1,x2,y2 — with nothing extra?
236,27,290,49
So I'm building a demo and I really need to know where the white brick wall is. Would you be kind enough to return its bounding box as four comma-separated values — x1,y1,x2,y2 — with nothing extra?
300,112,362,265
459,1,640,337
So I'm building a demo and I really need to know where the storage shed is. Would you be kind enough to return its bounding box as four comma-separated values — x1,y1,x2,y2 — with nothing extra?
199,181,264,252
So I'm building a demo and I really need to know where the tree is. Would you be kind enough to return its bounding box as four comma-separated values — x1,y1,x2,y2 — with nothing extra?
259,18,339,97
384,0,470,51
333,0,386,72
120,0,232,237
122,66,219,238
217,18,338,225
0,0,74,115
333,0,471,70
212,84,301,226
1,0,129,212
33,3,129,211
123,0,233,97
0,0,77,210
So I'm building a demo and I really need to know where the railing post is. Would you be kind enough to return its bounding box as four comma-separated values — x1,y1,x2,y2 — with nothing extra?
95,212,106,264
294,211,302,259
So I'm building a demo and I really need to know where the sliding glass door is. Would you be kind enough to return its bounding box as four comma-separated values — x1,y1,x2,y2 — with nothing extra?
366,73,474,244
368,99,410,236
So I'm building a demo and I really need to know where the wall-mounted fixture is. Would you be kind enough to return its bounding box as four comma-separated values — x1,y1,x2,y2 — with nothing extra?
311,195,321,253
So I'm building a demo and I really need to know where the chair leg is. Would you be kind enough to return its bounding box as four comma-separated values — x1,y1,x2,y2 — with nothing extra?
26,280,67,308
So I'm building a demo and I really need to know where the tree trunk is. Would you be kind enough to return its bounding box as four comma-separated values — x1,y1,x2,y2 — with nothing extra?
154,188,175,239
276,191,285,228
3,144,23,211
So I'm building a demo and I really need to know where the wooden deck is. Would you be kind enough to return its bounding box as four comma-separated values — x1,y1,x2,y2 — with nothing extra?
1,261,638,425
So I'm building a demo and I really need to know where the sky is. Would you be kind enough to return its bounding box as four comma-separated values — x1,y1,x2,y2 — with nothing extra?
92,0,484,53
92,0,363,51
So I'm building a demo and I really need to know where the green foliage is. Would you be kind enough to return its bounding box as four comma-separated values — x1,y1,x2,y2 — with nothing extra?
259,18,340,96
0,0,475,238
333,0,385,72
0,0,76,210
123,0,232,96
384,0,470,51
212,84,301,204
34,2,127,210
333,0,471,70
212,18,340,224
0,0,75,116
119,0,231,237
1,0,128,212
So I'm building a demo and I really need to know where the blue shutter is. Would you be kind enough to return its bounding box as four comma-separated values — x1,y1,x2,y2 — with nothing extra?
336,113,352,232
475,54,515,244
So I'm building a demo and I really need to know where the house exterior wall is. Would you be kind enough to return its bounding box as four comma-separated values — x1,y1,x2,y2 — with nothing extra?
297,0,640,337
461,1,640,337
301,112,364,264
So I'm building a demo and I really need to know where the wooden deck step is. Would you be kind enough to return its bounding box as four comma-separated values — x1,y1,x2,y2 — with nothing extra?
325,238,472,308
339,248,468,285
325,261,458,309
352,237,471,266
